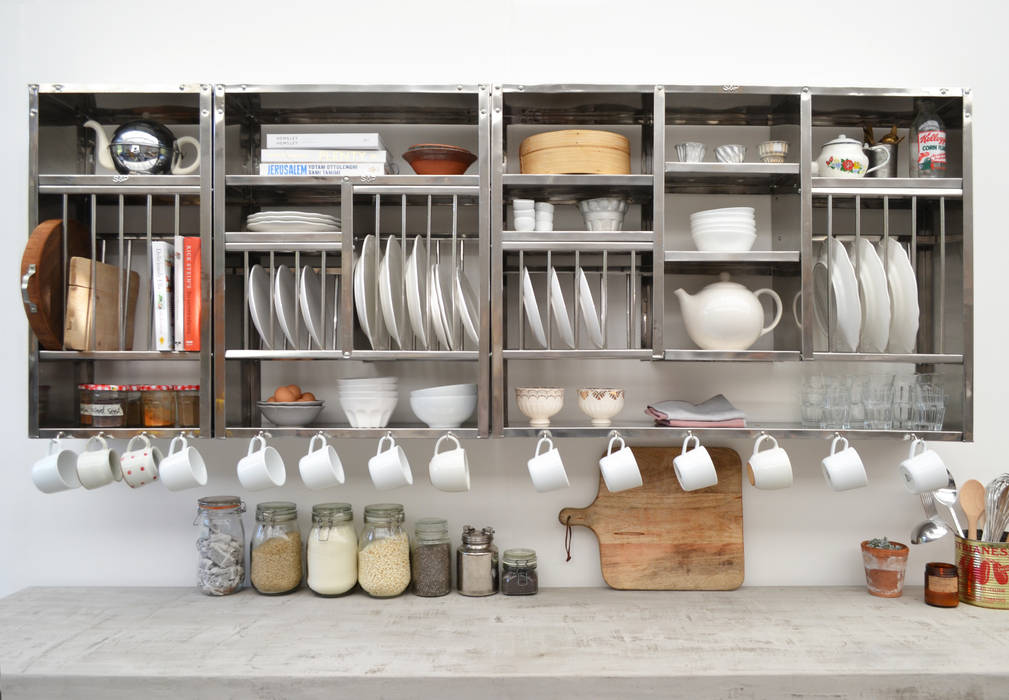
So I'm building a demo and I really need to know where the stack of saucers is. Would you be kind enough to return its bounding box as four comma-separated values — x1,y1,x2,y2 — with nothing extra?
689,206,756,252
337,377,398,428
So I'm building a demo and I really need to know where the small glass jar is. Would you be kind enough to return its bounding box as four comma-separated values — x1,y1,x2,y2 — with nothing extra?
80,384,130,428
250,501,303,595
358,503,410,598
924,562,959,608
194,496,246,596
501,548,538,596
307,503,357,597
457,526,498,597
412,518,451,597
176,385,199,428
141,385,176,427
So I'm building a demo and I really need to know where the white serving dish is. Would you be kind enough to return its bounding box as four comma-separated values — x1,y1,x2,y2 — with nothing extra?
339,395,398,428
409,392,478,429
258,401,325,427
548,267,575,349
691,230,757,252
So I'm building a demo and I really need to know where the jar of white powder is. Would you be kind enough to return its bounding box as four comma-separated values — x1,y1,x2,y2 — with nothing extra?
307,503,357,596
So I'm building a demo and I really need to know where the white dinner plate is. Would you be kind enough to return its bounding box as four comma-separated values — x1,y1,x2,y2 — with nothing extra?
247,214,340,225
299,265,325,349
521,267,547,348
405,236,428,349
354,234,379,349
813,238,861,352
248,264,283,350
378,236,408,349
247,220,339,232
248,210,339,221
454,268,480,346
877,237,920,354
548,267,575,349
848,238,891,353
576,267,604,348
429,262,453,350
274,264,306,349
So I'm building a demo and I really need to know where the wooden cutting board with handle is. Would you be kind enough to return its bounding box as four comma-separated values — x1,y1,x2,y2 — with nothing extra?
559,446,743,590
20,219,90,350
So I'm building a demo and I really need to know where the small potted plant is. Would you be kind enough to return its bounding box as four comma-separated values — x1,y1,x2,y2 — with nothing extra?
860,537,910,598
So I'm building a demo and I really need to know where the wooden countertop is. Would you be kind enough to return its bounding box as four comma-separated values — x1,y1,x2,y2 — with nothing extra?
0,586,1005,699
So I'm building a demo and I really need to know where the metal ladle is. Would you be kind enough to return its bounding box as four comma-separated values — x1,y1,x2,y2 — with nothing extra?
933,472,965,537
911,492,952,544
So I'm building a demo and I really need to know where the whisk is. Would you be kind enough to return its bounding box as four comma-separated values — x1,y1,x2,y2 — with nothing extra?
981,473,1009,543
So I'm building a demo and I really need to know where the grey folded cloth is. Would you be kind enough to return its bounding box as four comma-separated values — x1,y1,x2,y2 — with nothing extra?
646,394,745,422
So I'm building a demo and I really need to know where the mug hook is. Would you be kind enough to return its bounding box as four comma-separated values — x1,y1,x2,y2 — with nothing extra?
537,429,553,440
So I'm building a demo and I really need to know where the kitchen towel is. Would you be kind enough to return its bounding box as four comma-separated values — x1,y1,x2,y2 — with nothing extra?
647,394,746,423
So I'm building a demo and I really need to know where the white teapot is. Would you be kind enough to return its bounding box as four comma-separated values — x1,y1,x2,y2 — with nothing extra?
811,134,890,178
674,273,783,351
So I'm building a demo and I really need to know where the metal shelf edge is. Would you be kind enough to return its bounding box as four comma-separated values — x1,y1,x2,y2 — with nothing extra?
661,350,801,361
502,425,963,441
224,426,481,439
39,351,201,361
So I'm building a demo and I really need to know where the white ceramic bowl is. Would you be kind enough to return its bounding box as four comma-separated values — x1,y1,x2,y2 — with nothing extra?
690,206,755,219
411,383,478,398
691,230,757,252
515,387,564,428
338,377,397,386
577,388,625,427
258,401,325,427
338,391,399,399
578,197,629,232
409,393,478,429
339,395,397,428
691,222,756,232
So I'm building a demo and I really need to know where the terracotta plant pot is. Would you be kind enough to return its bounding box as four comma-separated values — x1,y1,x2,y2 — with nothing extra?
861,540,910,598
402,144,477,175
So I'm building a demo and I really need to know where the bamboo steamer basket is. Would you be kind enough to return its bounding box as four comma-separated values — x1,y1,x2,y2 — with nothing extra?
519,129,630,174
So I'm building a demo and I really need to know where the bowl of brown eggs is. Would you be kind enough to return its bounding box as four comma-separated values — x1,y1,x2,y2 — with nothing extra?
258,384,324,426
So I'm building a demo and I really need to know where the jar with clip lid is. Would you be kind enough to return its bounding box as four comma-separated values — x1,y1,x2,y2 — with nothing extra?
457,525,498,596
194,496,246,596
501,548,538,596
358,503,411,598
307,503,357,596
412,517,451,597
250,501,303,595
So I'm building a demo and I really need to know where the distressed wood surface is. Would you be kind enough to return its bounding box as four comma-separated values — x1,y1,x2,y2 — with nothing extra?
559,446,743,590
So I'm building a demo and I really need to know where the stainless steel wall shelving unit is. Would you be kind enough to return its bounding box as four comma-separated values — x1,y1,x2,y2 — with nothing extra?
26,84,972,442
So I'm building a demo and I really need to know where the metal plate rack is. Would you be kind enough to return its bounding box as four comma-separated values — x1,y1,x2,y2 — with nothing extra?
27,84,213,438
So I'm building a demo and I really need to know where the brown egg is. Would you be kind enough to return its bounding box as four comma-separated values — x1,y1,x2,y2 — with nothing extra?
298,392,317,402
274,386,298,403
266,396,277,403
286,384,302,396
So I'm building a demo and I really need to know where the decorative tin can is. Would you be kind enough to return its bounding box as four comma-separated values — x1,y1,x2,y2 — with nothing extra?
955,537,1009,609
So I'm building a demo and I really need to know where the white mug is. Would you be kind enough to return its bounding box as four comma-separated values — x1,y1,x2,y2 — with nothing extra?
673,434,718,491
747,434,793,490
821,435,868,491
429,433,471,492
527,436,569,493
159,435,209,492
120,434,162,489
299,434,345,490
598,435,642,493
899,438,947,494
76,435,122,490
32,437,80,494
237,434,286,491
368,434,413,490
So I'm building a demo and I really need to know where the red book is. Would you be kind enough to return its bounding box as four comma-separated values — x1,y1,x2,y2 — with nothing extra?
183,237,201,351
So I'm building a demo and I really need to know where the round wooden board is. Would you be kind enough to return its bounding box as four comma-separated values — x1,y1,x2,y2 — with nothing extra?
21,219,90,350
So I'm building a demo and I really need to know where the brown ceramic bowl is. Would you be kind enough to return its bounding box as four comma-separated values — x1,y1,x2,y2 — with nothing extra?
402,144,477,175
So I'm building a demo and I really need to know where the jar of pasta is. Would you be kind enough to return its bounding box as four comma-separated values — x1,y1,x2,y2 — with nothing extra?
358,503,410,598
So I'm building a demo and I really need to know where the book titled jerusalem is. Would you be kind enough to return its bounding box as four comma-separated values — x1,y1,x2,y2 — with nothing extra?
259,162,392,176
265,132,386,150
260,148,389,163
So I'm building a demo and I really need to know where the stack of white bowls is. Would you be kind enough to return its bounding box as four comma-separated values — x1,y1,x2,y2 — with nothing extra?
338,377,398,428
689,206,756,252
409,383,478,429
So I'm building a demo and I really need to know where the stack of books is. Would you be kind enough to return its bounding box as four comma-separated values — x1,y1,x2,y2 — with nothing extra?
259,132,394,176
151,237,201,352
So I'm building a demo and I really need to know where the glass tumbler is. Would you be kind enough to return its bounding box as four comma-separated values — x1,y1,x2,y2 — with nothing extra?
800,376,826,428
821,384,851,430
863,383,895,430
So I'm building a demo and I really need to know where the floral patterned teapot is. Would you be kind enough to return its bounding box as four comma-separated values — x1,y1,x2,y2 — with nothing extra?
811,134,890,178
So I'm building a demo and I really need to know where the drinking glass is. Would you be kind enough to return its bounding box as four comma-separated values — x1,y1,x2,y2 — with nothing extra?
800,376,826,428
821,385,850,430
863,384,895,430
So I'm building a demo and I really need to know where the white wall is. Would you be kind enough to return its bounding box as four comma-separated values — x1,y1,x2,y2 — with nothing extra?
2,0,1007,597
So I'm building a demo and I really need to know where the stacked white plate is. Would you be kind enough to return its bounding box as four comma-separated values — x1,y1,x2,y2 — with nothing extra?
689,206,756,252
247,210,341,232
409,383,478,429
337,377,398,428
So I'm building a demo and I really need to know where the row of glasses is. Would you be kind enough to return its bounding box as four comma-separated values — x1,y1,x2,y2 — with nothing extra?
800,374,947,431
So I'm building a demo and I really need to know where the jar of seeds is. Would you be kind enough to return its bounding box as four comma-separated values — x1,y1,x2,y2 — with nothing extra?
457,525,498,596
501,548,538,596
358,503,410,598
195,496,246,596
250,502,303,595
412,518,451,597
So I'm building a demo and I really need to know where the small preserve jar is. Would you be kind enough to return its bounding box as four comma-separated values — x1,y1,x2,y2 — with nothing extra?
125,385,143,427
501,548,538,596
457,525,498,597
924,562,959,607
141,385,176,427
307,503,358,597
412,518,451,597
176,385,199,428
80,384,129,428
358,503,411,598
195,496,246,596
250,502,303,595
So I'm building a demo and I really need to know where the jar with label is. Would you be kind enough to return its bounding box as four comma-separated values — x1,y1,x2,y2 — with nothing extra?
457,525,498,596
358,503,411,598
176,385,199,428
141,385,176,427
924,561,959,607
910,99,946,178
501,548,538,596
250,502,303,595
195,496,246,596
412,517,451,597
79,384,129,428
307,503,357,597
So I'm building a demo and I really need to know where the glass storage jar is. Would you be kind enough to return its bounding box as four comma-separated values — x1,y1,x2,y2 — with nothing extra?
250,501,303,595
176,384,199,428
358,503,410,598
457,525,498,596
125,385,143,427
79,384,130,428
412,517,451,597
195,496,246,596
501,548,538,596
141,385,176,428
307,503,357,596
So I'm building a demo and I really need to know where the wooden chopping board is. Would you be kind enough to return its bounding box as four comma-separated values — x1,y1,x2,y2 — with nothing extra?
20,219,89,350
559,446,743,590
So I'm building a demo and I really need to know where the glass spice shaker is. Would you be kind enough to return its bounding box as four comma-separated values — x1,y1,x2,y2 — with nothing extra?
413,517,451,597
457,525,498,597
250,502,303,595
358,503,411,598
194,496,246,596
501,548,538,596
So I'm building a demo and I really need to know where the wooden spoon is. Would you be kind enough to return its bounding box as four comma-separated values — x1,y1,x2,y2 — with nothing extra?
960,479,986,540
